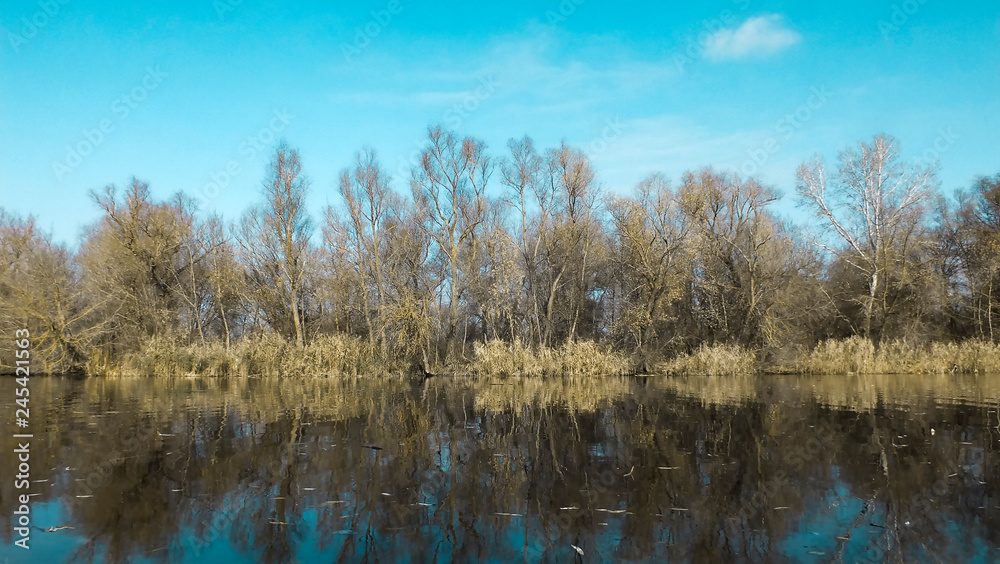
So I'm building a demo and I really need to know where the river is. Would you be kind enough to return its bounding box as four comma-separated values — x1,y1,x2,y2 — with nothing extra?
1,372,998,563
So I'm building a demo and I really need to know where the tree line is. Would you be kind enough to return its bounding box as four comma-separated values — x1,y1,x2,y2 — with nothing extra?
2,128,998,374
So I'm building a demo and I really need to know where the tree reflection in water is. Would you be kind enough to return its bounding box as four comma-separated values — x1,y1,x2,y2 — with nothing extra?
1,373,998,563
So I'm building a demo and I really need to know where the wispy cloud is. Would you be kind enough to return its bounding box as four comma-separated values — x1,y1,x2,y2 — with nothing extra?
703,14,802,61
591,114,766,191
328,25,679,118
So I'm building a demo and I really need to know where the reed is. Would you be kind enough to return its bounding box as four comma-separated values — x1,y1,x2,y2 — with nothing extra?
656,343,758,376
471,339,630,377
793,337,1000,374
111,332,400,377
92,333,1000,378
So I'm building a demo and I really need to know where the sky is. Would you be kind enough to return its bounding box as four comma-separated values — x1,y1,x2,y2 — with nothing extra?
1,0,998,246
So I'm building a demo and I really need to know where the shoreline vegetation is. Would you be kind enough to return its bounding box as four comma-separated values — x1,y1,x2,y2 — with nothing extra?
74,334,1000,378
2,131,1000,378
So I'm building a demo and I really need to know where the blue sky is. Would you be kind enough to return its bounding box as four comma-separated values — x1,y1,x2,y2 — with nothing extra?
1,0,998,246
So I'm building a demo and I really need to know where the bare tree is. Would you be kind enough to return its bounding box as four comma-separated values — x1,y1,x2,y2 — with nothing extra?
323,148,402,351
609,173,691,359
543,142,605,343
203,217,245,350
679,169,793,348
81,179,201,348
238,143,313,347
0,211,101,372
411,126,491,362
952,174,1000,341
796,134,936,340
500,136,551,345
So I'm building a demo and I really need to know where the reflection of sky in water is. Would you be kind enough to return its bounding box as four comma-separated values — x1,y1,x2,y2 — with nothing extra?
0,375,998,563
781,479,878,563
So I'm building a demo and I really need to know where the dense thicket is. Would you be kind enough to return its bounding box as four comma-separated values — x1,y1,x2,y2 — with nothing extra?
2,131,998,374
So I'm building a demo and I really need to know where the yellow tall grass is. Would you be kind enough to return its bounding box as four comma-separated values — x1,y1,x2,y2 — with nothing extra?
470,339,630,377
656,343,757,376
794,337,1000,374
112,332,400,377
95,333,1000,378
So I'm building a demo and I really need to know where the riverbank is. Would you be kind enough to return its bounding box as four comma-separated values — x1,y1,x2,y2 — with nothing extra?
69,333,1000,378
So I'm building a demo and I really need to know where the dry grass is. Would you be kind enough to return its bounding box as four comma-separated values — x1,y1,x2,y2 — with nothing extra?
112,332,401,377
96,333,1000,378
656,343,758,376
793,337,1000,374
471,339,631,377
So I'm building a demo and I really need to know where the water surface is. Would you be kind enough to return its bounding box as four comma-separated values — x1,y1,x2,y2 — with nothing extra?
1,373,998,563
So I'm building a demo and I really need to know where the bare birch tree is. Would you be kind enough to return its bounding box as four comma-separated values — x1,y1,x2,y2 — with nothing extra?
796,134,936,340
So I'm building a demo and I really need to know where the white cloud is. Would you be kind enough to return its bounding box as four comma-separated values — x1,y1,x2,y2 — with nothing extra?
703,15,802,61
591,114,766,192
329,26,680,119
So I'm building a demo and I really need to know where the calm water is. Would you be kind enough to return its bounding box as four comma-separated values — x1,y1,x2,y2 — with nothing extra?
1,373,999,563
